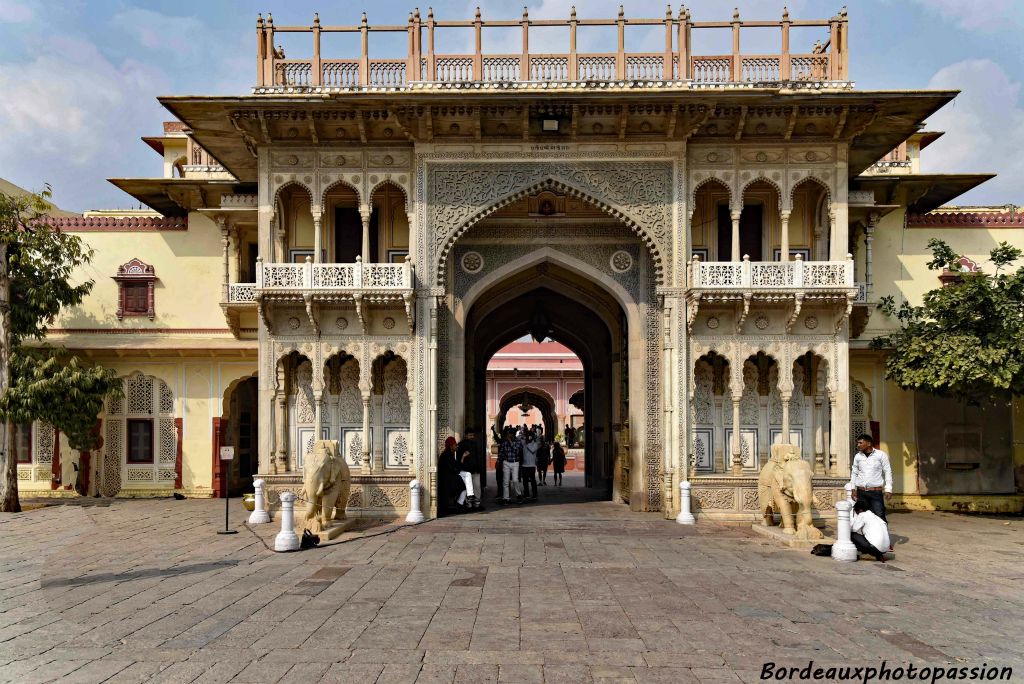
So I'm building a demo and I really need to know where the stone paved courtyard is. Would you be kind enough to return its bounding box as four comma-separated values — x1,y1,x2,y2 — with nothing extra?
1,476,1022,683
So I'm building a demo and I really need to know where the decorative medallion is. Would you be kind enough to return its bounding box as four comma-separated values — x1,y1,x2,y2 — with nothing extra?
592,122,604,134
399,175,407,184
382,317,396,330
706,316,720,330
286,127,299,139
383,155,394,166
496,122,508,134
303,175,312,184
334,155,346,166
336,127,346,137
755,315,769,330
755,151,768,162
610,250,633,273
336,317,349,331
804,316,819,330
285,155,298,166
461,251,484,274
705,123,718,135
804,122,817,134
352,175,361,184
288,317,301,330
274,174,283,183
383,127,394,138
640,120,652,132
449,123,461,134
370,175,379,184
398,343,408,354
706,151,719,163
805,151,818,162
755,122,768,134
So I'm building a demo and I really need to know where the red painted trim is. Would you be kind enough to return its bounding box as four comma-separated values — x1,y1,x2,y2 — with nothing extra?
51,428,61,490
212,417,224,497
907,210,1024,228
48,328,236,334
174,418,184,489
49,216,187,232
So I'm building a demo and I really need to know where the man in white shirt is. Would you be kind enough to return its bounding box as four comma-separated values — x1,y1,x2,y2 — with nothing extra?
850,499,890,562
849,433,893,522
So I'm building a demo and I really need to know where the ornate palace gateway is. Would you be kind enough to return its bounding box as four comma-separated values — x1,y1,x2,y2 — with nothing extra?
22,7,1023,518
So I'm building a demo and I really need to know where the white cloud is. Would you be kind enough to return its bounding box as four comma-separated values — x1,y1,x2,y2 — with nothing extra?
0,0,32,22
907,0,1019,32
0,36,169,209
924,59,1024,204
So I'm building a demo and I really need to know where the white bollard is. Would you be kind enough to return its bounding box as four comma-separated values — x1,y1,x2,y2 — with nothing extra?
844,482,855,506
831,500,858,562
675,480,696,525
274,491,300,552
405,479,426,524
248,478,271,525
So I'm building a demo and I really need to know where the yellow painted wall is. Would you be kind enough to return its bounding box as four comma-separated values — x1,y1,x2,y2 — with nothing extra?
53,211,227,330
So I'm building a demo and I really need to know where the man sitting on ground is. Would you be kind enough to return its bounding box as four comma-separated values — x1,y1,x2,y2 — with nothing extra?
850,499,890,562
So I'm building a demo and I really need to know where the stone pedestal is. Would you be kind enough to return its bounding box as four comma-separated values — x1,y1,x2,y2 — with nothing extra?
751,523,833,549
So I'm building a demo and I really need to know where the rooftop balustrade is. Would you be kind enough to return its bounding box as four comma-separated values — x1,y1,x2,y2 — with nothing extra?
255,6,849,90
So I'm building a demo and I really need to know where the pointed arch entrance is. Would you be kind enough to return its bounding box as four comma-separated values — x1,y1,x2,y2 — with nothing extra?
463,259,629,502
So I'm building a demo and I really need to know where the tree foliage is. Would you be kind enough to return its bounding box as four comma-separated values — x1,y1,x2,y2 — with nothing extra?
872,238,1024,404
0,187,121,511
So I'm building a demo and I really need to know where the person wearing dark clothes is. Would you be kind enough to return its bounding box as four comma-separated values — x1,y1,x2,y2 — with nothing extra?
536,440,551,485
552,441,567,486
438,436,467,513
457,429,483,510
520,433,539,502
565,425,576,448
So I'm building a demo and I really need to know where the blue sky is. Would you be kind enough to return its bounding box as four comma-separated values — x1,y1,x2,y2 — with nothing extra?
0,0,1021,211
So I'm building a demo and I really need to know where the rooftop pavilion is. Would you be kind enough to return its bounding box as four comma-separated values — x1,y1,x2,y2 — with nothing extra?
256,5,850,92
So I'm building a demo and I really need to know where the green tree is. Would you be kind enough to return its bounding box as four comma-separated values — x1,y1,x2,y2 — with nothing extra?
0,187,121,512
872,238,1024,405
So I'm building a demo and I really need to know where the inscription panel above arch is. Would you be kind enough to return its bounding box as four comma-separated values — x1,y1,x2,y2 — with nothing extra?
427,162,673,286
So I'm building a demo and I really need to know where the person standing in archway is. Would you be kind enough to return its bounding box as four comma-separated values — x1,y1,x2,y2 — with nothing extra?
439,436,467,513
552,441,567,486
521,432,539,502
537,439,551,486
565,424,576,448
457,428,484,511
498,429,522,504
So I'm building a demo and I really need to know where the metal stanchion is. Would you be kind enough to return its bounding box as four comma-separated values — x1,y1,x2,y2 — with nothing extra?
217,446,237,535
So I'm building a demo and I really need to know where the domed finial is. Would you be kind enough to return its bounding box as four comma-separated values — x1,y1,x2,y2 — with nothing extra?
782,6,789,20
475,6,481,20
522,6,528,19
678,5,685,19
570,5,576,19
361,11,367,25
427,7,434,20
257,13,264,27
266,12,273,26
414,7,420,20
840,6,848,17
618,5,625,19
313,12,320,26
733,7,740,21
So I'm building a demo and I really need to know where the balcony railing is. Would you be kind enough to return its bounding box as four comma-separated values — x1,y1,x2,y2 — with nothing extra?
256,258,414,291
228,283,257,302
256,7,849,90
688,256,854,290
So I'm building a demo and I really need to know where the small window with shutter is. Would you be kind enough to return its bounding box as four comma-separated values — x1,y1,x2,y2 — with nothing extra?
113,258,157,320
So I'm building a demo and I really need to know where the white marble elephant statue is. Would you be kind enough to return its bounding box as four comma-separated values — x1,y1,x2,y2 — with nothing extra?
757,443,822,540
301,440,352,533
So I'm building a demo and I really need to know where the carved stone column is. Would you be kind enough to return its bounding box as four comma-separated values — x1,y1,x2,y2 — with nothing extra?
813,393,826,475
218,217,230,302
274,214,286,263
361,394,372,474
314,393,324,443
359,205,372,263
730,209,742,262
780,209,791,262
864,211,879,299
312,207,323,263
730,393,742,475
275,393,289,474
372,392,385,472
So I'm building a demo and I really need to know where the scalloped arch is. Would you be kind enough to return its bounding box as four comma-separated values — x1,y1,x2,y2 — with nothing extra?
436,177,664,286
320,177,362,207
739,175,784,212
367,178,411,214
272,179,315,209
689,175,732,210
789,174,832,209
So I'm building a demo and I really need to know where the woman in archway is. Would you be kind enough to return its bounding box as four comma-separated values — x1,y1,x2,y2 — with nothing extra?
537,439,551,485
552,441,567,486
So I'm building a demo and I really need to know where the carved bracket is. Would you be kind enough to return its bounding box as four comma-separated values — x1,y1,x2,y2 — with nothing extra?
786,293,804,334
255,294,273,333
352,293,366,333
402,292,415,331
735,293,752,334
835,294,854,334
303,293,320,336
686,293,701,334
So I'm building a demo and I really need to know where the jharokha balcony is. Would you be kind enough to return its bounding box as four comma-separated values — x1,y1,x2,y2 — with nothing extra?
227,258,415,335
685,254,856,333
254,7,849,92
